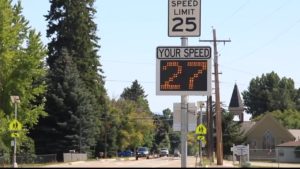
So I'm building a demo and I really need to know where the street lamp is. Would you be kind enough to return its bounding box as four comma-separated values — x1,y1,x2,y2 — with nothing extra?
10,96,20,168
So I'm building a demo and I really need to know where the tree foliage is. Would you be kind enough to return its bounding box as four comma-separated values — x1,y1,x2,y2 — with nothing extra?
0,0,47,154
31,0,107,158
120,80,147,102
222,111,245,155
253,109,300,129
95,81,154,157
31,49,100,156
242,71,299,118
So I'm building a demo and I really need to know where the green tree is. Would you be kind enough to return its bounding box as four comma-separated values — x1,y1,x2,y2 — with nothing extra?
242,72,299,118
254,109,300,129
106,99,154,156
222,112,245,155
120,80,147,102
0,0,47,154
31,49,99,157
32,0,107,158
46,0,107,111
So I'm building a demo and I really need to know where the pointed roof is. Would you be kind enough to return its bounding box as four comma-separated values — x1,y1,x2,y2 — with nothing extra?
245,113,295,140
229,83,243,108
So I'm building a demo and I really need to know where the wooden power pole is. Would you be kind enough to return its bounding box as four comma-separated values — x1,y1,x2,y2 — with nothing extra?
200,28,231,165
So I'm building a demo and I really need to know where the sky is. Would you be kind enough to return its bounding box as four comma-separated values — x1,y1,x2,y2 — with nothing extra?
17,0,300,121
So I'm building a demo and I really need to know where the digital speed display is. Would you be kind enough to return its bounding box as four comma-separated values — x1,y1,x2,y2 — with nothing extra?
156,60,211,95
156,46,212,96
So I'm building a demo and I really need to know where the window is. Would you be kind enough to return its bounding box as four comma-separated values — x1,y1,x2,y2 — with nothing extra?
251,140,257,149
262,131,275,149
279,149,284,157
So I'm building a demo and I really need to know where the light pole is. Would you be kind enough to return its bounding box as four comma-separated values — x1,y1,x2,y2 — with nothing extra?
10,96,20,168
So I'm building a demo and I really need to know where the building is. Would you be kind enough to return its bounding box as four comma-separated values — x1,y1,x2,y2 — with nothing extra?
228,84,300,162
276,141,300,163
228,83,244,122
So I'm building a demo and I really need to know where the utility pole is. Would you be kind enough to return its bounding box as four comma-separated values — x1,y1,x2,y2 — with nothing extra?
199,28,231,165
206,95,214,164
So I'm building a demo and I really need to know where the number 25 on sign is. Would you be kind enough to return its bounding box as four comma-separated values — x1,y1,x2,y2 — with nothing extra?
168,0,201,37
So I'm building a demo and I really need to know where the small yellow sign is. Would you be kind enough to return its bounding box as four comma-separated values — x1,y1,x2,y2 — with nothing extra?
197,135,206,144
195,124,207,135
11,132,20,138
9,119,22,131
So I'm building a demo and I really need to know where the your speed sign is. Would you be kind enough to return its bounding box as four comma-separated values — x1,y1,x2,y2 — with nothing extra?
168,0,201,37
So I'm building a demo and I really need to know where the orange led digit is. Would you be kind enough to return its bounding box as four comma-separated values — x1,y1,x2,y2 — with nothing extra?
160,60,208,91
187,61,207,89
160,61,182,90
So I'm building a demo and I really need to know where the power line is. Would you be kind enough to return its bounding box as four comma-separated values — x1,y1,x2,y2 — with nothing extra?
250,0,294,29
229,17,300,63
102,59,153,65
219,0,252,27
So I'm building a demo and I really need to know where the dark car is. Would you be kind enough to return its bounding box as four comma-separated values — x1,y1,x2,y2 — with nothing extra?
118,150,134,157
136,147,150,160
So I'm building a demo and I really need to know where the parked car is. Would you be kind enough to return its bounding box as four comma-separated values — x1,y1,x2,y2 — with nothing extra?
159,148,169,157
174,149,181,157
136,147,150,160
118,150,134,157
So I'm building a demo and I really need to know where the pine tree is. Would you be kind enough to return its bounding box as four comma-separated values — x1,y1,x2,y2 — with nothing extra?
31,49,100,157
32,0,107,157
0,0,47,154
222,112,245,155
121,80,147,102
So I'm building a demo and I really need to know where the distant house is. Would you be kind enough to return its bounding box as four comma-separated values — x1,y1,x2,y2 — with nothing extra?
277,141,300,163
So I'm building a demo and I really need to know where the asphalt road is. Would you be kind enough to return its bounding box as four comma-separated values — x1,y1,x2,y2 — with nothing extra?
41,157,300,168
43,156,202,168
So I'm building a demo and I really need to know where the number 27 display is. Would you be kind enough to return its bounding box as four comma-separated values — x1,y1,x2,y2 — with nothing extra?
156,59,211,95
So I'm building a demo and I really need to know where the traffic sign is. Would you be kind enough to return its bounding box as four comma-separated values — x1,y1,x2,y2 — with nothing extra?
168,0,201,37
173,103,197,131
11,132,20,138
9,119,22,131
156,46,212,96
197,135,206,144
195,124,207,135
157,46,211,59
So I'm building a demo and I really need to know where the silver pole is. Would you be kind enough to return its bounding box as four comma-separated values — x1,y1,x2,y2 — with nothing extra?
200,105,203,166
13,101,18,168
181,37,188,168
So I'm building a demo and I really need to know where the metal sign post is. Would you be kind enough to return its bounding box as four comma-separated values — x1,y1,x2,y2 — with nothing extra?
180,37,188,168
156,1,203,167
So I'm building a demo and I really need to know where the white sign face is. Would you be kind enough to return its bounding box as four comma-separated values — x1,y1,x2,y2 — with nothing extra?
173,103,197,131
231,145,249,156
168,0,201,37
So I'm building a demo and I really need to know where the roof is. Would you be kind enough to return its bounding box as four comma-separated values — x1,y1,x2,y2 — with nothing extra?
240,121,256,135
229,83,244,108
289,129,300,141
277,141,300,147
244,113,295,140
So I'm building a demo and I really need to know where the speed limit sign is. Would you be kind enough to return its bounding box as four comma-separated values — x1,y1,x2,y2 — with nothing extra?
168,0,201,37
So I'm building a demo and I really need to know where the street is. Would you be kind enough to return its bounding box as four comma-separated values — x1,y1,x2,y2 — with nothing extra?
43,156,202,168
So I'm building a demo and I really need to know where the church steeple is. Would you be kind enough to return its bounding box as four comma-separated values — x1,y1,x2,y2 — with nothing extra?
229,83,244,122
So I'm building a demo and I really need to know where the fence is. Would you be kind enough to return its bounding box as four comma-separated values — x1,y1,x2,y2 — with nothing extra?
0,154,57,167
250,149,277,161
230,149,300,168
